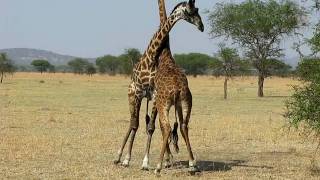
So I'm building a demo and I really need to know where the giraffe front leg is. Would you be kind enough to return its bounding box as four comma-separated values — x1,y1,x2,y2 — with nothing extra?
164,143,174,168
121,96,142,167
154,109,171,175
114,90,136,165
114,125,132,165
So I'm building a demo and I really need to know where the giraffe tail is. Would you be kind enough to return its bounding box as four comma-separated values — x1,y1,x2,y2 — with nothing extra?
171,93,179,153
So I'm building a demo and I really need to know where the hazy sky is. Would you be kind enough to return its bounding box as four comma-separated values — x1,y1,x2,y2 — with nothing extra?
0,0,316,59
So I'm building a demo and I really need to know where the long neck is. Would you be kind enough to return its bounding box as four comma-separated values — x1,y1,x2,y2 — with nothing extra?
158,0,167,24
158,0,171,51
143,15,179,66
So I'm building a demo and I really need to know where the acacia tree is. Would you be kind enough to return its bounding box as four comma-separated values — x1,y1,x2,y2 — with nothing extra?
208,0,306,97
95,55,119,75
285,2,320,152
120,48,141,75
285,58,320,142
31,59,52,73
0,53,15,83
68,58,90,74
216,45,240,99
174,53,213,77
310,24,320,55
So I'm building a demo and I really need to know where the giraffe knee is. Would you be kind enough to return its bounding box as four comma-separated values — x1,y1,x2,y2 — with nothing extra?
130,121,139,130
181,123,188,131
147,122,155,135
162,123,171,135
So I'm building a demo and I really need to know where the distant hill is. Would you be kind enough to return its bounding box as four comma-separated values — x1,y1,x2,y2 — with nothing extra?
0,48,95,66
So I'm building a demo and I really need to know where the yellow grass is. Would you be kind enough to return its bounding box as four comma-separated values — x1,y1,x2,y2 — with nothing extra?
0,73,318,179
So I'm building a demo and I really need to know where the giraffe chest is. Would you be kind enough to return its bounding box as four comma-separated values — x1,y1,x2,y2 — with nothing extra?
132,68,157,99
133,64,157,86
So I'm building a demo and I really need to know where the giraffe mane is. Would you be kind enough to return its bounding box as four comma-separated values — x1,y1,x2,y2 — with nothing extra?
170,2,187,14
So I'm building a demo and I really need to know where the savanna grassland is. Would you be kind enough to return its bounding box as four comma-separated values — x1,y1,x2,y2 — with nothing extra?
0,73,319,179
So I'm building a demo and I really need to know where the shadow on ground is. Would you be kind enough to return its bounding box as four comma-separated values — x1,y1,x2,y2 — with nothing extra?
264,95,290,98
174,160,273,172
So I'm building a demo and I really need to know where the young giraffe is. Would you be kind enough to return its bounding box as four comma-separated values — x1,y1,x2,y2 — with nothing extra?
151,0,203,174
141,0,187,170
114,0,204,167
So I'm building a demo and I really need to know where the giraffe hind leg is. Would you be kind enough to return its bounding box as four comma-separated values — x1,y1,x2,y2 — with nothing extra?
142,103,157,170
115,93,141,167
122,97,141,167
164,142,173,168
114,126,132,165
180,99,200,174
155,108,171,175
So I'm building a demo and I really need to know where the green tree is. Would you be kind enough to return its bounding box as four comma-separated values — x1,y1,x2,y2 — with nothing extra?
68,58,90,74
216,45,240,99
174,53,213,77
309,24,320,56
207,0,306,97
31,59,52,73
86,63,97,76
236,59,253,76
285,58,320,142
48,64,56,73
285,0,320,155
95,55,119,75
0,53,15,83
264,59,292,77
119,48,141,75
296,58,320,83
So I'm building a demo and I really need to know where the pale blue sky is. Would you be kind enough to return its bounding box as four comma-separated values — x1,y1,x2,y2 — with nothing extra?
0,0,316,60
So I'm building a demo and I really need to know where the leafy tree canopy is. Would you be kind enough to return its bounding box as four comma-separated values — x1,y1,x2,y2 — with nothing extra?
207,0,306,96
0,53,15,83
68,58,90,74
31,59,52,73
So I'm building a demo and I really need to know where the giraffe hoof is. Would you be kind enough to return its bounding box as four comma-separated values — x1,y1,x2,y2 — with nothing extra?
188,166,201,175
164,161,172,168
154,169,161,176
113,160,121,165
121,160,130,167
141,166,150,171
121,163,129,167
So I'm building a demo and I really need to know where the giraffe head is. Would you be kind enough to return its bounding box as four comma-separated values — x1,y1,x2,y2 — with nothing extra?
170,0,204,32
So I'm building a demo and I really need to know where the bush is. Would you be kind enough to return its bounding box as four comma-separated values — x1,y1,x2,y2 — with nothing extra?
285,58,320,139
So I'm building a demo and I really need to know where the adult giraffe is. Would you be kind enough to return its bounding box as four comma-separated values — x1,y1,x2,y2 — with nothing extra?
114,0,204,168
143,0,203,174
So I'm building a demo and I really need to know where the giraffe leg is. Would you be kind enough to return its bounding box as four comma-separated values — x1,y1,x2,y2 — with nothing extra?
180,98,200,174
164,143,173,168
155,108,171,175
114,90,141,167
141,104,157,170
122,96,142,167
114,125,132,165
122,127,138,167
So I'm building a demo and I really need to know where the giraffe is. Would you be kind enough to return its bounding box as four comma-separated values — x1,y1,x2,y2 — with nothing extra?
114,0,204,167
142,0,203,175
141,0,179,170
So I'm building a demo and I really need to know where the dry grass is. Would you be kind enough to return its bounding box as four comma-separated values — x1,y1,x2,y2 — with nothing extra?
0,73,318,179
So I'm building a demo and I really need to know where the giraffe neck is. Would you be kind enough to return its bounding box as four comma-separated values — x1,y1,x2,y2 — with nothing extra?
157,0,176,67
158,0,171,51
142,14,179,67
158,0,167,25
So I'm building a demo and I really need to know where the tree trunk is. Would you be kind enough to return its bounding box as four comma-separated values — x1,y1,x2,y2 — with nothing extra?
258,74,264,97
0,72,4,83
224,77,228,100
